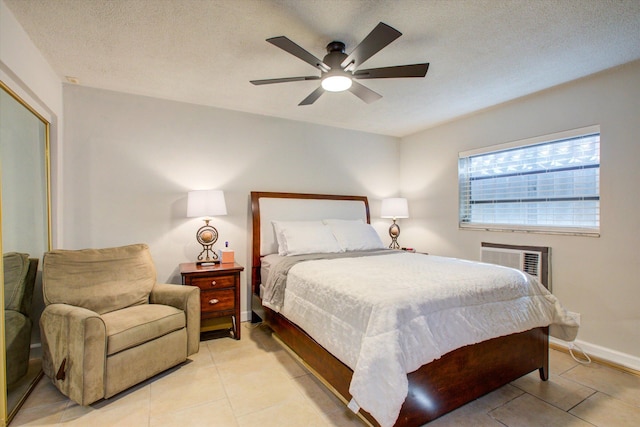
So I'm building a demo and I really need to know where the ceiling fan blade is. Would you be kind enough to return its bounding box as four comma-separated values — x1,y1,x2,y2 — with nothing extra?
267,36,330,72
299,86,325,106
348,81,382,104
340,22,402,70
250,76,320,85
353,63,429,79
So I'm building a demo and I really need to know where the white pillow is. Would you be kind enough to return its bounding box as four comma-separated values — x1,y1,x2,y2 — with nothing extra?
272,220,343,256
323,219,386,251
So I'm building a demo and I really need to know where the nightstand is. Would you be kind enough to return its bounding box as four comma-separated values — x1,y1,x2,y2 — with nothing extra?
180,262,244,340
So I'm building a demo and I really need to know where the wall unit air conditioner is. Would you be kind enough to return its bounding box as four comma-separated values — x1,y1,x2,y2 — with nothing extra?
480,242,551,290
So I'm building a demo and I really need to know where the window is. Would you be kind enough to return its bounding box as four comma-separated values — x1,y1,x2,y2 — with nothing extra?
458,126,600,235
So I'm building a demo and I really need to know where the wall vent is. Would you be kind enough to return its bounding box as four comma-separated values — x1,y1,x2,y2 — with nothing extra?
480,242,551,290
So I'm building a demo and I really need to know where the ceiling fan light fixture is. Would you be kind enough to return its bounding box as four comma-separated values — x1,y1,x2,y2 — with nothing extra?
321,74,352,92
252,22,428,105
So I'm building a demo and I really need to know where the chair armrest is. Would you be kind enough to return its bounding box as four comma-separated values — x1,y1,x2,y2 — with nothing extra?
4,309,29,344
150,284,200,356
5,309,31,385
39,303,106,405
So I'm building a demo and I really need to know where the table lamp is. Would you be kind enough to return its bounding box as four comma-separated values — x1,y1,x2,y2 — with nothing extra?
187,189,227,264
381,198,409,249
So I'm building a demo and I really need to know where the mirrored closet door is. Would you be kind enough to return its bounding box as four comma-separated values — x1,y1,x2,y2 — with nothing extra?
0,80,52,424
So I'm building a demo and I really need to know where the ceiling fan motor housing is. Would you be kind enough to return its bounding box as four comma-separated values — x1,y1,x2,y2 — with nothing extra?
322,41,350,74
326,41,346,54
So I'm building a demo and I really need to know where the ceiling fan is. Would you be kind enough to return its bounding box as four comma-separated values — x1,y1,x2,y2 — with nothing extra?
250,22,429,106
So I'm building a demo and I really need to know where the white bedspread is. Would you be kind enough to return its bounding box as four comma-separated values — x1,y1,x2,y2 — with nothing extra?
262,251,579,427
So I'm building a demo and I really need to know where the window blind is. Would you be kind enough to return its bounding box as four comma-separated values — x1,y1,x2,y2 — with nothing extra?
458,126,600,235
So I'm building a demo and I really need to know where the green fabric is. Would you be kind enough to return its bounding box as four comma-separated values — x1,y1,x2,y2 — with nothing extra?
4,253,38,386
40,244,201,406
43,244,156,314
4,309,31,386
150,283,200,356
3,252,29,311
40,303,107,405
104,329,186,399
101,304,185,356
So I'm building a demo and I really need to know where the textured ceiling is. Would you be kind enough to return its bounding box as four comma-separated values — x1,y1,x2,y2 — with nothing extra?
5,0,640,137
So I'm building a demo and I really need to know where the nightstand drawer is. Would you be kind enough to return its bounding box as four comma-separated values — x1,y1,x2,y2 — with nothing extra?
200,289,235,316
189,274,235,290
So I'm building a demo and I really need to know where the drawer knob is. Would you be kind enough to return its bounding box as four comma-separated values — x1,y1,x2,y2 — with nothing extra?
211,280,217,286
209,298,219,305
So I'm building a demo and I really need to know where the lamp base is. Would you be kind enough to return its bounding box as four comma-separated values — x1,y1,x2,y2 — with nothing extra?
388,220,401,250
196,259,220,266
196,219,220,263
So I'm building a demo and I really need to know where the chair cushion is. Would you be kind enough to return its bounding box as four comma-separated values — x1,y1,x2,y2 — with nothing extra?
43,244,156,314
101,304,185,356
3,252,29,311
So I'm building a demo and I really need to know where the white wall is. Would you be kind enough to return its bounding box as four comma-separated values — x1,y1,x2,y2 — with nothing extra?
1,1,63,245
0,2,62,119
400,60,640,368
62,85,400,320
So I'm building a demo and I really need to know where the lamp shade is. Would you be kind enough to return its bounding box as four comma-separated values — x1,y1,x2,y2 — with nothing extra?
380,198,409,219
187,190,227,218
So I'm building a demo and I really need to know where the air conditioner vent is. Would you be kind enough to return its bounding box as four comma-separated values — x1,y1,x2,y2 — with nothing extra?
523,252,540,277
480,242,551,290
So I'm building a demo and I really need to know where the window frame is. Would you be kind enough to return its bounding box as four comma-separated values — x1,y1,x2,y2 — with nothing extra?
458,125,601,237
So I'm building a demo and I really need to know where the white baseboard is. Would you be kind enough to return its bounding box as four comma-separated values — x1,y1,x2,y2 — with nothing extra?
551,337,640,373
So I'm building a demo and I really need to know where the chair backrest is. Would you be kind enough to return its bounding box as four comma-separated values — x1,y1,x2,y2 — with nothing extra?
3,252,30,312
43,243,156,314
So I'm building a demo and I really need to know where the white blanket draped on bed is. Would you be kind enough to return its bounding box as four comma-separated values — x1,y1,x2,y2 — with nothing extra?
262,251,579,427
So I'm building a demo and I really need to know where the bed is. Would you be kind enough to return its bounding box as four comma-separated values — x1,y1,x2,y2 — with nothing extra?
250,191,578,427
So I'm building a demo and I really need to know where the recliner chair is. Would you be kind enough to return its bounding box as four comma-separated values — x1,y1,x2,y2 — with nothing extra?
3,252,38,387
40,243,200,405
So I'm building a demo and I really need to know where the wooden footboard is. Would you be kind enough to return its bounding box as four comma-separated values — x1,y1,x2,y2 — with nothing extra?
264,306,548,427
399,325,548,426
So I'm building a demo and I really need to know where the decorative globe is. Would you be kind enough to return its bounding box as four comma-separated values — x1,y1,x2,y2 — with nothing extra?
201,230,214,243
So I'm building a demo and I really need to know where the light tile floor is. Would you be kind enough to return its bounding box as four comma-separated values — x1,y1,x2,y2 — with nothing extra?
10,322,640,426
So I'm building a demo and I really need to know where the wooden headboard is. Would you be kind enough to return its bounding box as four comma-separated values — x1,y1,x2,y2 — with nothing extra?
250,191,370,296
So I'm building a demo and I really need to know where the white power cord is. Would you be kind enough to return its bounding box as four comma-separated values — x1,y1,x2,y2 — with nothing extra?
568,342,591,364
